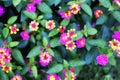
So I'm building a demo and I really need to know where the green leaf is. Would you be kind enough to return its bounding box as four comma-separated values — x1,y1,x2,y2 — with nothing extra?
47,0,61,6
2,28,9,38
21,66,29,75
49,29,59,37
31,65,38,79
30,35,36,43
53,0,61,6
46,48,54,56
27,46,41,58
0,68,9,80
8,41,19,47
23,11,37,19
47,64,63,74
7,16,18,25
50,38,61,48
112,11,120,22
87,28,97,35
67,0,85,5
43,37,48,47
60,19,70,26
109,56,116,66
11,49,25,65
81,3,92,17
40,19,47,27
43,13,52,19
99,0,111,8
87,39,107,48
12,0,21,7
73,31,83,41
69,59,86,67
63,60,69,68
37,2,52,14
96,14,108,25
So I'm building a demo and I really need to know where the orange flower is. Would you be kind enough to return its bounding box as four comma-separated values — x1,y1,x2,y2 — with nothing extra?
2,65,12,73
94,10,103,18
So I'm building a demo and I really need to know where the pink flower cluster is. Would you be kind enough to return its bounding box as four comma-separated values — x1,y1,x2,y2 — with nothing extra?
20,31,30,40
58,4,80,19
11,74,22,80
26,0,42,12
114,0,120,6
112,31,120,41
60,29,86,51
30,0,42,5
39,51,52,67
47,74,61,80
109,31,120,56
0,48,12,67
96,54,108,66
62,67,76,80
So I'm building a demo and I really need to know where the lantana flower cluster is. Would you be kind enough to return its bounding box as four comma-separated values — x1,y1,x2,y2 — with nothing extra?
0,48,12,73
26,0,42,12
60,29,86,51
96,54,108,66
114,0,120,6
62,67,76,80
47,74,61,80
39,51,52,67
59,4,80,19
109,31,120,56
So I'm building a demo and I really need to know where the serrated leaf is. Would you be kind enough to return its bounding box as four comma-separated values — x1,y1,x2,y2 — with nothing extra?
27,46,41,58
69,59,86,67
12,0,21,7
11,49,25,65
49,29,59,37
87,28,97,35
31,66,38,79
8,41,19,47
96,14,108,25
2,28,9,38
23,11,37,19
112,11,120,22
99,0,111,8
81,3,92,17
47,64,63,74
7,16,18,25
37,2,52,14
50,38,61,48
60,19,70,26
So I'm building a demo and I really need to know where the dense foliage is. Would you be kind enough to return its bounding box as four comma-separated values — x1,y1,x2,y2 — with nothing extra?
0,0,120,80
